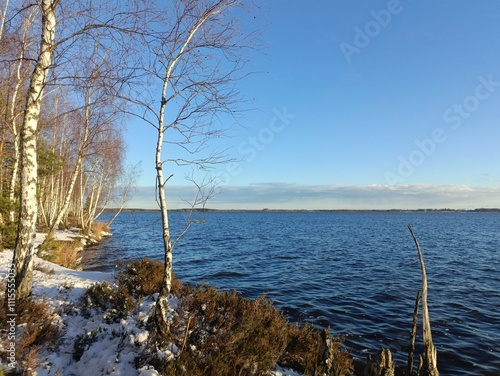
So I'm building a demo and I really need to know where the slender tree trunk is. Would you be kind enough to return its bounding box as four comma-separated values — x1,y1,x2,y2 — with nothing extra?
46,160,82,240
150,63,174,340
0,0,9,40
150,1,232,341
13,0,58,300
7,8,35,222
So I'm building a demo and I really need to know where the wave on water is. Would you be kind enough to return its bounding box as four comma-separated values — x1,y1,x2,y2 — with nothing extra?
83,211,500,375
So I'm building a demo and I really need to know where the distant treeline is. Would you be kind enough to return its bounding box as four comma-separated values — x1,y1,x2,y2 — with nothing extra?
100,208,500,213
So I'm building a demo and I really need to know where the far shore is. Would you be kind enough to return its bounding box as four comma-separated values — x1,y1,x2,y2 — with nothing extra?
101,207,500,213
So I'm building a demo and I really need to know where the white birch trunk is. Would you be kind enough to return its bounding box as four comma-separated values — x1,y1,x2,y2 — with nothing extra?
13,0,58,300
0,0,9,40
152,93,173,337
8,8,35,222
46,86,91,240
151,3,225,339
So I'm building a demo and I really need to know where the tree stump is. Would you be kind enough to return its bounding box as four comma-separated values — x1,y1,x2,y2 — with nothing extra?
364,349,395,376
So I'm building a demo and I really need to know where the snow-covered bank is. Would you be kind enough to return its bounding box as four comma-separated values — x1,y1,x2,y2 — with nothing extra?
0,233,307,375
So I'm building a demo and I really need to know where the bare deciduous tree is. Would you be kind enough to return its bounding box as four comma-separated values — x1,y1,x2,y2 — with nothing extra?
116,0,256,341
10,0,142,298
13,0,60,300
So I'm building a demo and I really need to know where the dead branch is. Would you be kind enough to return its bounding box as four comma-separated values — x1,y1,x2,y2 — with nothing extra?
408,289,421,376
407,225,439,376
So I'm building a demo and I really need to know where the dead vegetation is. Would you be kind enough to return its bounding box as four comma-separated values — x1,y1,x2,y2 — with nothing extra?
78,258,354,375
0,283,61,374
3,224,440,375
364,225,439,376
37,238,83,269
89,222,111,242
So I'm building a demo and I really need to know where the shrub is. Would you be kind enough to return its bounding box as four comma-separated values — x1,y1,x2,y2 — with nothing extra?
73,329,99,361
152,286,287,375
80,281,115,312
0,195,18,250
280,324,353,375
0,286,60,373
0,221,17,251
79,281,137,322
115,258,182,298
80,258,353,375
144,283,353,376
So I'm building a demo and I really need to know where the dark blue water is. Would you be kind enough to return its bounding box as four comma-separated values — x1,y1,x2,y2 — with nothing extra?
83,211,500,375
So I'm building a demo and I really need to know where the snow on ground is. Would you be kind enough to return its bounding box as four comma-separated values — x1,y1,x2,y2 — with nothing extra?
0,232,302,376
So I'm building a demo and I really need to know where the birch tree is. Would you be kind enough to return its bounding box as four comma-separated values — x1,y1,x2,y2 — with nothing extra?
43,38,123,241
11,0,140,298
13,0,59,300
0,6,36,224
118,0,255,341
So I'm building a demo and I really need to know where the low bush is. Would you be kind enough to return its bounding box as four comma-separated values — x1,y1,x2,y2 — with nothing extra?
149,284,353,376
0,196,18,250
280,323,353,375
115,258,182,298
73,329,99,361
90,221,110,241
79,258,353,375
79,281,137,322
0,285,60,373
0,221,17,251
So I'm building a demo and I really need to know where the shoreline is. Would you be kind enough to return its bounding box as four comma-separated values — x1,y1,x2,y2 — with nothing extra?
102,207,500,213
0,233,351,375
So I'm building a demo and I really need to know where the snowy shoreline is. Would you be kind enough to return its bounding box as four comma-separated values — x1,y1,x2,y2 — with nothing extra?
0,232,303,376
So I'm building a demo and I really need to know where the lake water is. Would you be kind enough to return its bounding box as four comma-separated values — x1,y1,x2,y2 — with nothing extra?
82,211,500,375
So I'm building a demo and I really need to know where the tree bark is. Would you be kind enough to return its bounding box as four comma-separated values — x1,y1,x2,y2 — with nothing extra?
408,290,421,376
13,0,59,300
364,349,395,376
150,2,225,340
7,7,35,223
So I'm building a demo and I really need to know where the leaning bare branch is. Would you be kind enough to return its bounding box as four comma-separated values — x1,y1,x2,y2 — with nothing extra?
171,173,219,250
408,225,439,376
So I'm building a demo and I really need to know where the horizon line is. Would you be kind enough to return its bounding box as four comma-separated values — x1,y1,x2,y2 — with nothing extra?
103,207,500,212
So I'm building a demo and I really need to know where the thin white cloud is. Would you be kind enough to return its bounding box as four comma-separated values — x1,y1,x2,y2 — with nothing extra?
127,183,500,210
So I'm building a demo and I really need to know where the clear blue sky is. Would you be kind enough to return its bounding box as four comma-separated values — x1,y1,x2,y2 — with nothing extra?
125,0,500,210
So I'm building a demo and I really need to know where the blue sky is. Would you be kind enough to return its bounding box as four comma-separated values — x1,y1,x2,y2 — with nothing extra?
124,0,500,210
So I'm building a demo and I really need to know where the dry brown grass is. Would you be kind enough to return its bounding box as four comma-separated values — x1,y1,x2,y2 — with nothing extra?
90,221,110,241
0,284,60,374
38,239,83,269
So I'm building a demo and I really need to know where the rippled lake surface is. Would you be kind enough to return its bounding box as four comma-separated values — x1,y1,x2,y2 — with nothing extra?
82,211,500,375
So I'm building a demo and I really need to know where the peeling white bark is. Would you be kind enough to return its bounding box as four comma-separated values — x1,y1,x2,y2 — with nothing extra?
152,2,225,337
13,0,58,300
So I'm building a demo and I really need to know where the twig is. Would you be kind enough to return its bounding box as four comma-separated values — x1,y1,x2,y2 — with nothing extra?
181,315,192,354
